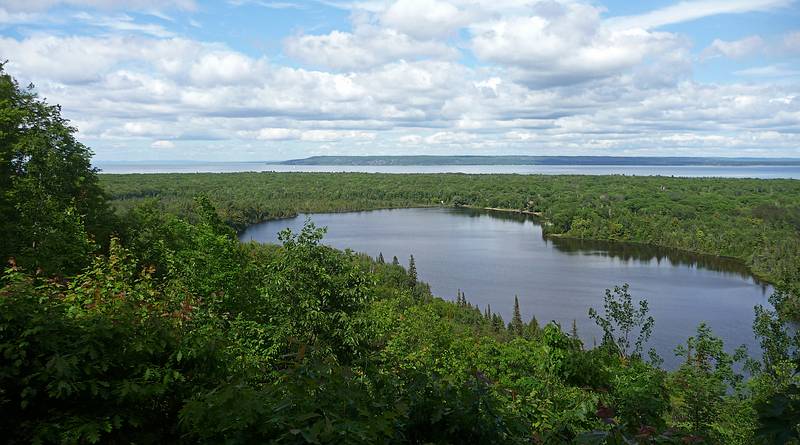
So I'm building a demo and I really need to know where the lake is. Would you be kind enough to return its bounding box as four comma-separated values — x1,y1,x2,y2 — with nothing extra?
240,207,771,368
97,162,800,179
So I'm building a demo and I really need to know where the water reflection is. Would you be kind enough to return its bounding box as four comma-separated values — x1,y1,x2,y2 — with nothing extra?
461,207,767,290
549,237,767,289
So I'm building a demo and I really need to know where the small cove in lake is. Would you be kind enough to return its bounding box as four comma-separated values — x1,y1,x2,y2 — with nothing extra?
240,207,771,368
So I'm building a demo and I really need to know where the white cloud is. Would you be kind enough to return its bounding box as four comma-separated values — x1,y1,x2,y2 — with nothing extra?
189,52,264,86
607,0,792,30
284,25,456,70
0,35,132,84
151,140,175,148
700,35,764,60
73,12,176,38
470,3,688,87
1,0,196,12
398,134,422,143
253,128,302,140
381,0,469,39
735,64,800,77
0,8,42,24
301,130,376,142
2,0,799,160
425,131,476,144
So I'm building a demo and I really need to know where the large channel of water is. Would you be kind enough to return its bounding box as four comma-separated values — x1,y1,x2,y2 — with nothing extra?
98,162,800,179
240,207,772,368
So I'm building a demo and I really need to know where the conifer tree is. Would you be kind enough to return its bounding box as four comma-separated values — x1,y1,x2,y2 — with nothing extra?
571,319,579,339
510,295,524,336
392,255,399,266
377,252,385,264
408,254,417,287
492,314,505,333
525,315,540,339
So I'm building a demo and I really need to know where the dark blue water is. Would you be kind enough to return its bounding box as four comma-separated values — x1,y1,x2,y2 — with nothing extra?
240,208,772,368
98,162,800,179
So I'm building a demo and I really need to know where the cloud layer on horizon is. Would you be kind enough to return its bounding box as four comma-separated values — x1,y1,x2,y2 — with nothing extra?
0,0,798,160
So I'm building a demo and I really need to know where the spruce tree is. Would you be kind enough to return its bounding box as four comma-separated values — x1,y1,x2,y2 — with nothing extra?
392,255,400,266
377,252,385,264
571,319,579,339
510,295,524,337
408,254,417,287
525,315,540,339
492,314,505,333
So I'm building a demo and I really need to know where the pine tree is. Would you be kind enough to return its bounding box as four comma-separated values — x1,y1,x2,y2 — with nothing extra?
377,252,385,264
492,314,505,333
408,254,417,287
484,304,491,320
571,319,579,339
510,295,524,337
525,315,540,339
392,255,399,266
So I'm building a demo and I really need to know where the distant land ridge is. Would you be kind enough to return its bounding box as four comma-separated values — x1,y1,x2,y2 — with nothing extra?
281,155,800,166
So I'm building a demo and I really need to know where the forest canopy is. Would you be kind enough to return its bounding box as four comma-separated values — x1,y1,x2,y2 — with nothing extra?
102,170,800,318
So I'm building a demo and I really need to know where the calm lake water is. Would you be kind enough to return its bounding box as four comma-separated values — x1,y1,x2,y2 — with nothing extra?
240,207,771,368
97,162,800,179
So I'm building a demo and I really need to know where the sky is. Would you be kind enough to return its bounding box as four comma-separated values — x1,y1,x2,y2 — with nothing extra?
0,0,799,161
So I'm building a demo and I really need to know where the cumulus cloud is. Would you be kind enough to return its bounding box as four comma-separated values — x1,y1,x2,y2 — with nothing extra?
1,0,798,159
0,35,133,84
700,35,764,60
470,3,689,87
381,0,470,39
252,128,302,140
284,25,457,70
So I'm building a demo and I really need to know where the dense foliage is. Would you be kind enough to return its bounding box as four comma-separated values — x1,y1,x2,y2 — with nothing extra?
2,66,799,443
0,63,114,275
102,171,800,316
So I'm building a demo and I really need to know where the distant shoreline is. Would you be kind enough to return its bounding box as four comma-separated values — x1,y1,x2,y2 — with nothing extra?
461,205,543,217
280,155,800,167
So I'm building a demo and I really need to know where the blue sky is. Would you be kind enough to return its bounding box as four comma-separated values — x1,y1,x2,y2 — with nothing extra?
1,0,798,161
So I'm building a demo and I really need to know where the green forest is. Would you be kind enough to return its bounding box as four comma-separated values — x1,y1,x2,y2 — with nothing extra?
2,67,800,444
102,170,800,318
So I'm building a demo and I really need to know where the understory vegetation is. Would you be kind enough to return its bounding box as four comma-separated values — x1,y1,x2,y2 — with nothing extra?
2,67,800,443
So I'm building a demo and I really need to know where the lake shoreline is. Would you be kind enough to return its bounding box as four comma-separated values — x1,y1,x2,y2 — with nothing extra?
459,205,543,217
240,206,771,368
240,204,772,287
